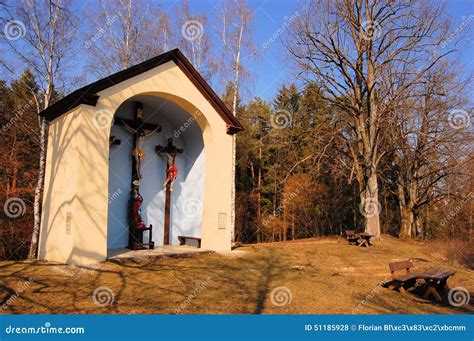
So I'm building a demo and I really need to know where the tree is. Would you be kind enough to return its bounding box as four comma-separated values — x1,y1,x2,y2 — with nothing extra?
285,0,455,238
175,0,216,81
2,0,77,258
391,61,472,237
0,71,42,259
85,0,154,75
218,0,255,242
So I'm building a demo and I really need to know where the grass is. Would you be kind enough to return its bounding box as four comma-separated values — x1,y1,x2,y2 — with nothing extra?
0,235,472,314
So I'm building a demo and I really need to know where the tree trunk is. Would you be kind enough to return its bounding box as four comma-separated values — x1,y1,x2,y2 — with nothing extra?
256,138,262,242
282,198,287,241
399,205,414,238
28,117,47,259
363,173,381,239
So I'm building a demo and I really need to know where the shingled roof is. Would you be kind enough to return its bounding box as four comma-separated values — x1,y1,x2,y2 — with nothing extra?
39,49,243,134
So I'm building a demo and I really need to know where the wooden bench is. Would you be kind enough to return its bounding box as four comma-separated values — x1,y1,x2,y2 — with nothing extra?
388,259,455,301
178,236,201,248
344,230,358,244
344,230,373,247
388,259,421,294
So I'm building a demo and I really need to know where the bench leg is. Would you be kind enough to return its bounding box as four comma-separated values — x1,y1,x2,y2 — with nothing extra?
423,286,442,301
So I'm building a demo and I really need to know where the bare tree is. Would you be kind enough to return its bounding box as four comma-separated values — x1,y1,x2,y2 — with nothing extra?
285,0,454,238
218,0,255,242
391,61,472,237
219,0,255,117
137,6,173,61
175,0,216,81
2,0,77,258
85,0,151,75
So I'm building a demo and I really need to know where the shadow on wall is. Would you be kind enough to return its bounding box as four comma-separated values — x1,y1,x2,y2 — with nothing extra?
39,106,110,264
40,91,212,264
106,96,205,249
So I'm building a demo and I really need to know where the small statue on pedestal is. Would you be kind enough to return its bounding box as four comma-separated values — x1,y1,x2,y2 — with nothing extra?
130,184,145,230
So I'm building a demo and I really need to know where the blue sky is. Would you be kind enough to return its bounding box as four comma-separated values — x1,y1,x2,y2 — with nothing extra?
239,0,474,102
5,0,474,103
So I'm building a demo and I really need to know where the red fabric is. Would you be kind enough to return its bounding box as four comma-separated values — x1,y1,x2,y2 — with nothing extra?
131,193,145,229
167,163,178,181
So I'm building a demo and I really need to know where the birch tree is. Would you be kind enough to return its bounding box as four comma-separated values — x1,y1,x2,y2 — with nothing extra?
218,0,255,242
1,0,76,258
285,0,454,238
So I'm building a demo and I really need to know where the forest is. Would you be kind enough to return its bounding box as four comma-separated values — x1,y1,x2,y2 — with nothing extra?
0,0,472,265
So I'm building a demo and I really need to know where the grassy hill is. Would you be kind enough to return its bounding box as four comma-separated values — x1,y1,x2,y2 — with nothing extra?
0,235,472,314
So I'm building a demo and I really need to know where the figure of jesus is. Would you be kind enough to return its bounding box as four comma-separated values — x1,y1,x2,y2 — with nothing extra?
163,153,178,191
122,123,160,179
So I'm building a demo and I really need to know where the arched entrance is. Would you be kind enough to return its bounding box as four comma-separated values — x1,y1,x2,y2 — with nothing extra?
106,94,205,251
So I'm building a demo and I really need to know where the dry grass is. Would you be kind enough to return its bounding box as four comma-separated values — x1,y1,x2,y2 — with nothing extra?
422,238,474,269
0,235,472,314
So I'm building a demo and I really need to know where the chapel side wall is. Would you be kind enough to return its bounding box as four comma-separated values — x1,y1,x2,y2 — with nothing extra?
38,107,80,263
70,105,110,264
38,105,109,265
199,122,233,251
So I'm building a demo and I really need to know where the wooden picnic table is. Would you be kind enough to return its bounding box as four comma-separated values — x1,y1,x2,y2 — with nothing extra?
357,233,373,247
345,230,373,247
417,269,456,301
388,259,455,302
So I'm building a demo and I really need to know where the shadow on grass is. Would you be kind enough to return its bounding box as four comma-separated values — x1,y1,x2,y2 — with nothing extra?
0,247,290,314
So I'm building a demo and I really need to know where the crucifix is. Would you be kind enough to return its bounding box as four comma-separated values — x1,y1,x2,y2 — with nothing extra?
114,101,160,250
156,138,183,245
115,102,161,184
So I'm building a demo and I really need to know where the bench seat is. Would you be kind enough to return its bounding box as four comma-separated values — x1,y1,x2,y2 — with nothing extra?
392,273,422,282
178,236,201,248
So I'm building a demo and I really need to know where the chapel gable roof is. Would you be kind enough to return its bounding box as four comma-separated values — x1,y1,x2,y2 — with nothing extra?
39,49,243,134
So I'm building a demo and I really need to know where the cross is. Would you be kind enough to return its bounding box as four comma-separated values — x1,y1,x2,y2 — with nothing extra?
114,101,161,187
156,138,183,245
114,101,160,250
